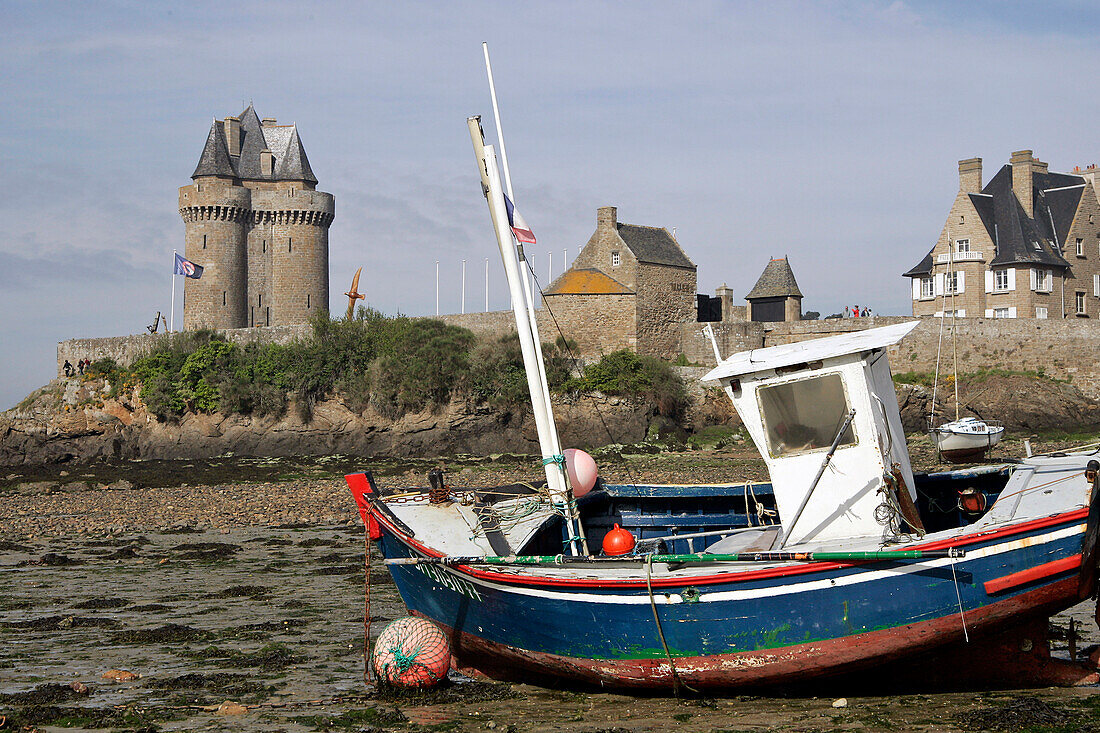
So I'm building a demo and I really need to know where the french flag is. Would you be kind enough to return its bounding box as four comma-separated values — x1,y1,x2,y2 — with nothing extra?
503,194,536,244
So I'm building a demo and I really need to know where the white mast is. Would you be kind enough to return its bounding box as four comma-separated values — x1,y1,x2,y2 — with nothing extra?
468,118,586,554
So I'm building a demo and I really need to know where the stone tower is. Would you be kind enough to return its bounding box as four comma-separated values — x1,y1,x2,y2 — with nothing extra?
178,105,334,330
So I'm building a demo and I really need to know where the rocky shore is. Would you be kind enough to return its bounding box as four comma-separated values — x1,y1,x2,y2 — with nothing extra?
4,369,1100,468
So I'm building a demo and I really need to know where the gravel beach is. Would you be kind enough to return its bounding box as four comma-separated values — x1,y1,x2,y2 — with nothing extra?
4,439,1100,732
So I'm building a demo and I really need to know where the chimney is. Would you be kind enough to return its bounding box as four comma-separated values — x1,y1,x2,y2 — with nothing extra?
1011,150,1034,218
224,116,241,157
597,206,617,232
260,149,274,177
261,117,277,127
715,283,734,322
958,157,982,193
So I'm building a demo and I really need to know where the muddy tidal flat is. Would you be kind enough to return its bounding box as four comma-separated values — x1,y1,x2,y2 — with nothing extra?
6,440,1100,732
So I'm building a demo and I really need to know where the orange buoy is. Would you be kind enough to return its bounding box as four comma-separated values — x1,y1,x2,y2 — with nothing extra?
372,617,451,687
602,523,636,556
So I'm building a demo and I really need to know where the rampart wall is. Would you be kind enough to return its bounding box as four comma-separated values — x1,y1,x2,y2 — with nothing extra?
59,315,1100,400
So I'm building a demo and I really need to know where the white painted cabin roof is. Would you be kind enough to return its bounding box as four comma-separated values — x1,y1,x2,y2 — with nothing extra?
703,321,920,382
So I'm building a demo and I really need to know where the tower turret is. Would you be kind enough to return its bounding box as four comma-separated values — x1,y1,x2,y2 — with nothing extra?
179,105,333,330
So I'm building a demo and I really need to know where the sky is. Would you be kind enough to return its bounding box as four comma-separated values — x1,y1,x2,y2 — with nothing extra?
4,0,1100,409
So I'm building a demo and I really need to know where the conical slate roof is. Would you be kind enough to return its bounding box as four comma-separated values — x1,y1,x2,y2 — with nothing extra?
746,257,802,299
191,120,235,178
190,105,318,183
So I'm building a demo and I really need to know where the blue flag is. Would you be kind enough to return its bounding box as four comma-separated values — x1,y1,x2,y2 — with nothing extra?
174,253,204,279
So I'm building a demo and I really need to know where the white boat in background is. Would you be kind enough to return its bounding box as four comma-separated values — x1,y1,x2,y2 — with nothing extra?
927,243,1006,463
930,416,1005,462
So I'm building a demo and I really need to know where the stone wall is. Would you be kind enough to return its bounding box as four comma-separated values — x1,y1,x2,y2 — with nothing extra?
61,314,1100,401
58,324,312,375
682,316,1100,400
635,263,696,358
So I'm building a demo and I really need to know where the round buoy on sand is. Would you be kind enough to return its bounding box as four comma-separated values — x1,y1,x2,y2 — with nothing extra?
602,523,636,556
372,617,451,688
564,448,598,497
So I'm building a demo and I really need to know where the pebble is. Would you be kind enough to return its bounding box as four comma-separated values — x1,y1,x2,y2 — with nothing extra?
102,669,140,682
832,698,848,708
69,680,88,694
215,700,248,716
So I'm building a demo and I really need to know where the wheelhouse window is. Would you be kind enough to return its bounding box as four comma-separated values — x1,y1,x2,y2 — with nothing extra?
758,373,856,458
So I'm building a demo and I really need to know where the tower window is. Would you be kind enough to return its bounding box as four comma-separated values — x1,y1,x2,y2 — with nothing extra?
223,291,227,306
262,239,266,253
289,238,292,253
203,235,207,249
307,294,311,308
266,307,270,326
258,294,262,306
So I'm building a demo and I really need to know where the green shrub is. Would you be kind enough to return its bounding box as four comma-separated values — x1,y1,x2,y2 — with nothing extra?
567,350,687,419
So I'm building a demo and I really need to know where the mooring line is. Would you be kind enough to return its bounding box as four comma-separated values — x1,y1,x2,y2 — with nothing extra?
950,555,969,643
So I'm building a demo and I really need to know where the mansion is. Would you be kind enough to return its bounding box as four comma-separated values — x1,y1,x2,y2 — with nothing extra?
905,150,1100,320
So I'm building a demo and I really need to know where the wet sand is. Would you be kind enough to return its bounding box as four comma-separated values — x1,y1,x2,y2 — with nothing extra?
5,439,1100,731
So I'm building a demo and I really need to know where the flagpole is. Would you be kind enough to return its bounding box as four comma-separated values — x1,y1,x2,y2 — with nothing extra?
461,259,467,314
170,250,177,332
435,260,440,316
484,257,489,311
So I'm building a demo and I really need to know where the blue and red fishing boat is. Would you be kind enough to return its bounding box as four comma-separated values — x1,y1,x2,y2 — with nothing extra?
346,54,1100,690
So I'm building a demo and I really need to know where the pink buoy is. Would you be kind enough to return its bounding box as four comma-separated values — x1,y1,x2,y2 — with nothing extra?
564,448,598,497
372,617,451,688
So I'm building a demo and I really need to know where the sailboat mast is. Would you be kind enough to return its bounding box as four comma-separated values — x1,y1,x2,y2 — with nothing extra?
468,118,587,555
482,44,563,473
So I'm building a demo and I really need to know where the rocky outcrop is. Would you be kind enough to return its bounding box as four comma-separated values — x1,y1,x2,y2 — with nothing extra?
4,371,1099,466
0,378,655,466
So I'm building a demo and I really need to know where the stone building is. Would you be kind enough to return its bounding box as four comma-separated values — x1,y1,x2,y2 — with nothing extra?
904,150,1100,320
178,105,334,330
542,206,696,358
745,257,803,322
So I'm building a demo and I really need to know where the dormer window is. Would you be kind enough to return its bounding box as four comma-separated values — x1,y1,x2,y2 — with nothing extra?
611,251,621,267
1032,241,1042,251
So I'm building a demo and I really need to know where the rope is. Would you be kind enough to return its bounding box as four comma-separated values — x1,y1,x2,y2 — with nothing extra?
541,453,565,467
950,555,969,643
645,555,697,695
363,520,373,687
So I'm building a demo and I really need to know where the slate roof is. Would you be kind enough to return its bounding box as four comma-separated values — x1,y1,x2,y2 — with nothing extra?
191,104,317,183
616,224,695,268
746,257,803,300
904,163,1079,276
544,269,634,295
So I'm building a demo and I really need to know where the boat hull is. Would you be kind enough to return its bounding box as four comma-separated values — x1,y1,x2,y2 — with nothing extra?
931,424,1005,463
374,509,1091,690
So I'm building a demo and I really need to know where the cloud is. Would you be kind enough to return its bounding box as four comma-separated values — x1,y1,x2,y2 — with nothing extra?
5,1,1100,409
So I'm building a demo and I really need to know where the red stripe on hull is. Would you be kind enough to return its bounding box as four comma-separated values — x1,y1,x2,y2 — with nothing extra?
984,554,1082,595
370,502,1088,591
415,577,1090,690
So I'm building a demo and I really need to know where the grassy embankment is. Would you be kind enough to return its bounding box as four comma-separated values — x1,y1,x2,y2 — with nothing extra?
81,310,688,425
